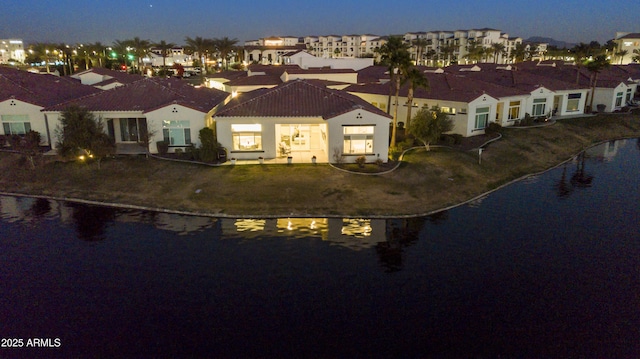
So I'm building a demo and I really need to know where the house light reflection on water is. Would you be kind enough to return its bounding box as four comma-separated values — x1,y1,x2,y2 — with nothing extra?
230,217,384,250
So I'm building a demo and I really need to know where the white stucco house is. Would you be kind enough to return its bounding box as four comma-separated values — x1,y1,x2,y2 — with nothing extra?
0,67,100,147
43,78,230,153
70,67,143,90
213,79,391,163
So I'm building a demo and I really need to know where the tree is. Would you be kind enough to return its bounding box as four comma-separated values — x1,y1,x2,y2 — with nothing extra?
214,37,239,70
376,36,411,148
407,106,454,151
439,43,457,66
585,55,611,112
153,40,176,71
511,43,528,63
56,105,115,169
402,67,429,131
198,127,220,162
127,37,151,73
8,131,42,169
633,49,640,63
615,50,628,64
412,37,429,66
491,43,506,63
185,36,214,76
571,42,596,84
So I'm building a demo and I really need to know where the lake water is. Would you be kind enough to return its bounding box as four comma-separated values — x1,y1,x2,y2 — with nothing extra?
1,139,639,358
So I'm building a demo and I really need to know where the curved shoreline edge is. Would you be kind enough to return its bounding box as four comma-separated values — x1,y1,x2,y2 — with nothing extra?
2,136,635,220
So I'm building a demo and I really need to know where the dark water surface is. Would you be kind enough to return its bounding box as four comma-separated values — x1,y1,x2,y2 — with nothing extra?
1,140,639,358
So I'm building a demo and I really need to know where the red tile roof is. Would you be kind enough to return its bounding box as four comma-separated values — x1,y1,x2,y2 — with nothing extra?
44,77,229,113
346,72,525,103
0,67,100,107
215,79,391,119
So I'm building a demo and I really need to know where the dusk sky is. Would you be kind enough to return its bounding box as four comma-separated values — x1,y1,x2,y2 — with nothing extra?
2,0,637,46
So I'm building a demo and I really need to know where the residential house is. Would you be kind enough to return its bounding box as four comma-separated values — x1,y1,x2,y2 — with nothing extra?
346,70,514,137
0,67,100,147
70,67,143,90
213,79,391,163
43,77,230,154
244,37,306,65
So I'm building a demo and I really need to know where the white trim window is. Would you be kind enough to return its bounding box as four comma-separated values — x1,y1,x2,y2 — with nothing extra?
343,125,374,154
163,120,191,146
615,92,624,107
1,115,31,135
474,107,490,130
508,101,520,120
532,98,547,116
566,93,581,112
232,124,262,151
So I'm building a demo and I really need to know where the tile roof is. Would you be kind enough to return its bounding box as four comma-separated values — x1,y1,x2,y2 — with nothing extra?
215,79,391,119
346,72,524,103
0,67,100,107
44,77,229,113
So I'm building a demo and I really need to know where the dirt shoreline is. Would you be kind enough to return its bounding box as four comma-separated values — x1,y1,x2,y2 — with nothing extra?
1,114,639,218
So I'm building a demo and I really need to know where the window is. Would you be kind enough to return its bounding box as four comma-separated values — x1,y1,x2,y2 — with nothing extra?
532,98,546,116
1,115,31,135
119,118,146,142
566,93,581,112
232,124,262,151
343,125,374,154
163,120,191,146
474,107,489,129
508,101,521,119
615,92,624,107
441,107,456,114
626,88,632,103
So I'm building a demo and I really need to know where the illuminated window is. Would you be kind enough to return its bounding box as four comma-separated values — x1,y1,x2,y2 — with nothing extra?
474,107,489,129
566,93,581,112
532,98,546,116
441,106,456,114
232,124,262,151
343,125,374,154
1,115,31,135
163,120,191,146
508,101,520,119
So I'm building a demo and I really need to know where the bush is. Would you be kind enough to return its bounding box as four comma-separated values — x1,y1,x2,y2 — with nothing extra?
355,155,366,168
486,122,503,134
389,146,402,161
156,141,169,155
440,135,456,146
451,134,463,145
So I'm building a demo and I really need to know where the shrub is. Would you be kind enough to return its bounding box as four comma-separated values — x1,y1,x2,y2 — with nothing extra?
440,135,456,146
332,147,344,163
355,155,366,167
375,158,384,166
451,134,463,145
486,122,502,134
389,146,402,161
156,141,169,155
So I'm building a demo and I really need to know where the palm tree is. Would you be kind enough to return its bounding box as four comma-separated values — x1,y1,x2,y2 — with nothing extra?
633,49,640,63
512,43,529,63
185,36,213,75
127,37,151,73
490,43,506,64
403,67,429,130
86,42,107,68
214,37,239,70
153,40,176,72
112,39,137,70
585,55,611,112
464,40,484,64
615,50,628,64
376,36,411,148
412,38,429,66
439,43,457,66
571,43,593,84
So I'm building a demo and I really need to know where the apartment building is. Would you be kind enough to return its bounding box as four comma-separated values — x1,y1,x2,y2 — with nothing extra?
614,32,640,64
0,39,26,64
246,29,525,66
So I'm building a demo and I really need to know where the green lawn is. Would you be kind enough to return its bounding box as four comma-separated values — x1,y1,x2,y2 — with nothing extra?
1,113,639,217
